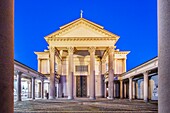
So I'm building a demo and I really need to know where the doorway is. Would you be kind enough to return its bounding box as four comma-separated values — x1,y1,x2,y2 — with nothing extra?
76,76,87,97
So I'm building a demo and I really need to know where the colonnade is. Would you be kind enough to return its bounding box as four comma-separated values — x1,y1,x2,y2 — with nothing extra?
119,72,149,102
49,46,115,99
15,71,44,101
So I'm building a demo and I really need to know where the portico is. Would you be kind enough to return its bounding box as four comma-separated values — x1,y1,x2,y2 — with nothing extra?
35,18,129,99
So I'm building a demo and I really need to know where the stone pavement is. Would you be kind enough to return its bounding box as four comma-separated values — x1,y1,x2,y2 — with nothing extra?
14,98,158,113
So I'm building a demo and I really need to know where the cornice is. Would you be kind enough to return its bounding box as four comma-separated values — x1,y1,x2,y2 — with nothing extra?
115,51,130,54
45,37,117,43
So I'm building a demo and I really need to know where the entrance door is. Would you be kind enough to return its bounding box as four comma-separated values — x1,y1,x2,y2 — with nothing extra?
76,76,87,97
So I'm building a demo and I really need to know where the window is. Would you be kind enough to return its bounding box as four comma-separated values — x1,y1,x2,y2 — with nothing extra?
75,65,88,72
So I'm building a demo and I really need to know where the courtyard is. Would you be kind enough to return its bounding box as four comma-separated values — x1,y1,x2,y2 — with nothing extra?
14,98,158,113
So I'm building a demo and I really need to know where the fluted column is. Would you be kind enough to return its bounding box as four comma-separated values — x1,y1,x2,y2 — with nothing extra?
16,71,22,101
49,46,56,99
120,80,123,99
89,47,96,100
41,80,44,98
32,77,35,99
67,47,74,99
132,81,136,99
108,46,114,99
0,1,14,112
129,77,133,100
158,1,170,112
143,72,149,102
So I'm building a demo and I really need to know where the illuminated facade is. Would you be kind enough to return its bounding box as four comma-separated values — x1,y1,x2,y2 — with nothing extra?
35,17,129,99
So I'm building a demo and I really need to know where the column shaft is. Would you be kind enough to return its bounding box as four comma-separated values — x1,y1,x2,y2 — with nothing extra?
114,83,116,98
49,47,55,99
158,1,170,112
108,47,114,99
144,72,148,102
38,82,41,98
32,77,35,99
120,80,123,98
41,80,44,98
132,81,136,99
124,83,126,98
68,47,74,99
129,78,133,100
17,72,22,101
89,47,96,99
0,0,14,112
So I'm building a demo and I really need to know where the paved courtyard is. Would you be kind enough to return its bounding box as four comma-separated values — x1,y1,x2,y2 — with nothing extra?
14,98,158,113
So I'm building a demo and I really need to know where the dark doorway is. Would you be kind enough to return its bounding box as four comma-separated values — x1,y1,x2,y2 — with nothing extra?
76,76,87,97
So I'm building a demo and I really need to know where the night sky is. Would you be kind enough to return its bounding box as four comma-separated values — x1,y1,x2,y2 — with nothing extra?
14,0,157,71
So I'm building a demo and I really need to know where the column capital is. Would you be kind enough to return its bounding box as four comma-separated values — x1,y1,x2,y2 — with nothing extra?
15,71,23,76
129,77,133,80
101,58,106,63
67,46,74,54
143,71,149,76
49,46,56,53
107,46,115,53
88,46,96,54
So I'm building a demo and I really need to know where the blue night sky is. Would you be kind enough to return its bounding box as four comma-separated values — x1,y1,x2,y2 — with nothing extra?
14,0,157,71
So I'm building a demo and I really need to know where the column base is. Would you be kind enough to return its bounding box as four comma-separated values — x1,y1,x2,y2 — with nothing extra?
68,96,74,100
144,99,148,103
89,97,96,100
49,96,55,100
107,97,114,100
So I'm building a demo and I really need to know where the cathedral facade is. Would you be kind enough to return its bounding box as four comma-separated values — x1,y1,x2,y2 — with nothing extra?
35,17,129,99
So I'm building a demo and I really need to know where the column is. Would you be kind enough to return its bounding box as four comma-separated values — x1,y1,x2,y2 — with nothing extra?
67,47,74,99
30,79,32,98
27,81,30,98
49,46,56,99
41,80,44,98
38,59,41,72
102,59,106,98
120,80,123,99
88,47,96,100
32,77,35,99
0,1,14,112
57,59,62,98
158,1,170,112
108,46,114,99
132,81,136,99
124,83,126,98
114,83,116,98
104,82,107,97
38,82,41,98
129,77,133,100
16,71,22,101
143,72,148,102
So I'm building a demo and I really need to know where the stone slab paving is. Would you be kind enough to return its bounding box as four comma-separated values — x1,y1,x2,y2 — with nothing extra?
14,98,158,113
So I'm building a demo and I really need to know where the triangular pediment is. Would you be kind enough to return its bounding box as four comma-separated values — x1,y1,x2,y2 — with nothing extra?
45,18,119,39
